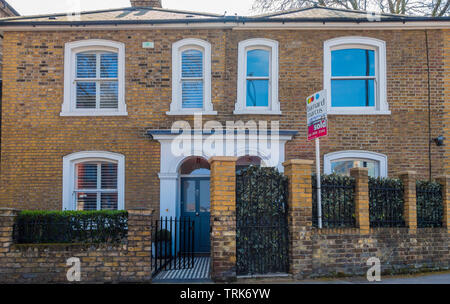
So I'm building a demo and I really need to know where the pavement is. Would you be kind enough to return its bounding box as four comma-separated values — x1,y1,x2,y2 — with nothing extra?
237,271,450,284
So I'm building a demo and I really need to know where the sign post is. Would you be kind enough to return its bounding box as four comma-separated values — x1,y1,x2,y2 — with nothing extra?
306,90,327,229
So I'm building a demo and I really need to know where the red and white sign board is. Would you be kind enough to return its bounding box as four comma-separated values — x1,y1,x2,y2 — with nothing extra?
306,90,327,141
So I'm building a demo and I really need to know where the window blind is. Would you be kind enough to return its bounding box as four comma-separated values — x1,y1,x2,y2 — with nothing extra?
181,49,203,109
75,162,118,210
75,51,119,110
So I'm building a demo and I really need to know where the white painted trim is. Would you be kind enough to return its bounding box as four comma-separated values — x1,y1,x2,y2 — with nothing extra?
168,38,216,116
62,39,127,116
324,150,388,177
323,36,389,115
1,21,449,31
62,151,125,211
235,38,281,115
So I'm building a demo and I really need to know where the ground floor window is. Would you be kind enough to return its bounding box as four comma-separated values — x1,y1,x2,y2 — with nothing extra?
63,151,125,211
75,161,118,210
324,151,387,178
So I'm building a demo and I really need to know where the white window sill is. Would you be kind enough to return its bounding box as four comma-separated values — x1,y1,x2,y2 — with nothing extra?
166,110,217,116
233,109,282,115
60,111,128,117
327,109,391,116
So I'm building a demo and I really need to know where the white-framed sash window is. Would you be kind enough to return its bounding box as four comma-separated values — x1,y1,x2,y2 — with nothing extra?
62,39,127,116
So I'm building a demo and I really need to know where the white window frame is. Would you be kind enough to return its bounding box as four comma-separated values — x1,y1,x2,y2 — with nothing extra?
167,38,216,115
62,151,125,210
324,150,388,177
62,39,127,116
324,36,390,115
235,38,281,115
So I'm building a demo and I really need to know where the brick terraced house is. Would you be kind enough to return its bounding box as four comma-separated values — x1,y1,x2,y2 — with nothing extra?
0,0,449,255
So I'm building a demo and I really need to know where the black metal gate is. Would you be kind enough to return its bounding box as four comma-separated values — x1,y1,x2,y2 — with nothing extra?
151,217,195,277
236,166,289,276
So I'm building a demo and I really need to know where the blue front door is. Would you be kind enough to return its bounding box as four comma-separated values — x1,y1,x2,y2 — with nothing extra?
181,177,210,253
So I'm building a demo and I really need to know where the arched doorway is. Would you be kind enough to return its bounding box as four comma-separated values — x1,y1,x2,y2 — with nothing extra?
236,155,262,174
179,157,210,253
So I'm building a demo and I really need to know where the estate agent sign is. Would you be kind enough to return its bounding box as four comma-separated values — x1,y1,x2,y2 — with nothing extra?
306,90,327,141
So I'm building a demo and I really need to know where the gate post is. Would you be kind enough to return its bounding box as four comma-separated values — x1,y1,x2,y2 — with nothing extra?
283,159,314,279
209,156,238,282
436,175,450,234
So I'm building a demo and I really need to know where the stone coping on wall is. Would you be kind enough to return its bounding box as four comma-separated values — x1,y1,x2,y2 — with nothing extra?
311,227,448,235
11,242,128,252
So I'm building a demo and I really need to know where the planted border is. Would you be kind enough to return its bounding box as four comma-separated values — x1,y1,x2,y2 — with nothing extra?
13,210,128,244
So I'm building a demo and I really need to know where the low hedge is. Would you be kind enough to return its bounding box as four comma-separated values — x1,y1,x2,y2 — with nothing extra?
13,210,128,244
416,180,443,228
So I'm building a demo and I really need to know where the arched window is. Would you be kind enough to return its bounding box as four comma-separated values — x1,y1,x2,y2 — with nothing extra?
235,38,281,115
324,36,389,115
168,39,215,115
179,156,210,176
62,151,125,210
324,150,388,178
62,39,126,116
236,155,262,174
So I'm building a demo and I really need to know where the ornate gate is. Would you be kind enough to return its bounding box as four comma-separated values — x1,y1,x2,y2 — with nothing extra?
236,166,289,276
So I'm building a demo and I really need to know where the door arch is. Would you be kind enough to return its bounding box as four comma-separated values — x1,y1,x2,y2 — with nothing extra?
179,157,211,253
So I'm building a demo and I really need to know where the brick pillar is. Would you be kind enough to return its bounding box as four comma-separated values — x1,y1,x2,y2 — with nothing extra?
350,168,370,234
436,175,450,233
283,159,314,278
209,156,238,282
126,208,153,282
398,171,417,231
0,208,18,254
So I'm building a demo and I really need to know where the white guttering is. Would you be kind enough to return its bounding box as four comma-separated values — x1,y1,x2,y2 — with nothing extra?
0,21,449,31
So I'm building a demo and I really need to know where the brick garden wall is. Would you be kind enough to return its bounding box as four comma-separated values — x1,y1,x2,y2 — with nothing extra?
0,208,153,283
311,228,449,277
0,28,446,210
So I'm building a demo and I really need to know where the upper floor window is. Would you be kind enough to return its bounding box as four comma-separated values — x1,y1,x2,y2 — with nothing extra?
324,37,389,115
63,151,125,210
235,38,281,115
62,40,127,116
324,150,388,178
168,38,216,115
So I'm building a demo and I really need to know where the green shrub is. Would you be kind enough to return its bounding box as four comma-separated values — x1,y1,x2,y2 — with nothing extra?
152,229,171,242
14,210,128,244
312,173,356,228
416,180,443,228
369,177,405,227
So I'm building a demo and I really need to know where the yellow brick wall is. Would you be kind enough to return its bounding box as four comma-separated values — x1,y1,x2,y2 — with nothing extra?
0,29,446,210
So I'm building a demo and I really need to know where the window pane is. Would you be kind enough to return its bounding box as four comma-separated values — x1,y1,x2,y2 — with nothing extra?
182,180,196,212
331,79,374,107
182,49,203,78
246,79,268,107
76,192,97,210
76,82,97,109
199,180,210,212
101,163,118,189
247,49,269,77
99,81,118,109
100,52,118,78
332,49,375,77
331,159,380,177
76,163,97,189
101,193,118,210
182,80,203,108
76,53,97,78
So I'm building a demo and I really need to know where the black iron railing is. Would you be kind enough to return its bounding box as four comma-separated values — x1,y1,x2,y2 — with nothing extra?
312,174,356,228
416,180,443,228
151,217,195,277
236,214,289,275
369,177,405,227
